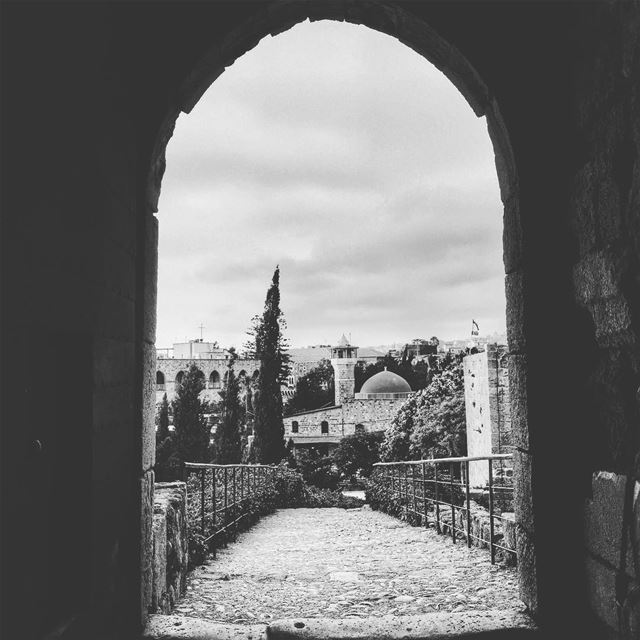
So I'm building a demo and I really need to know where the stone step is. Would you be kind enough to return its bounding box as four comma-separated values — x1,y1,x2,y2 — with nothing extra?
143,609,537,640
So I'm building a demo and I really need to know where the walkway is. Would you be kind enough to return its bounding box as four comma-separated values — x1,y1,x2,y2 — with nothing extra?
174,506,525,624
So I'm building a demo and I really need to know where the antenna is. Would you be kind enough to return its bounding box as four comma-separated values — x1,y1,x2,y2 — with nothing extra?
198,323,205,340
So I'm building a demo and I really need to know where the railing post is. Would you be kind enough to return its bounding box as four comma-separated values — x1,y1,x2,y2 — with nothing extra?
200,468,206,537
465,460,471,548
422,462,427,528
390,465,394,498
411,464,417,521
450,462,455,543
488,458,495,564
211,467,217,558
232,466,237,540
402,465,407,518
435,463,441,534
223,466,229,546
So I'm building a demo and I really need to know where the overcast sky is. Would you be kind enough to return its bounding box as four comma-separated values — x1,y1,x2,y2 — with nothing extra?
157,20,505,350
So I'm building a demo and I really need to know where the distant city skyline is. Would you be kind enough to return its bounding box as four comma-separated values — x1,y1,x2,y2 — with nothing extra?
156,21,506,350
158,329,506,352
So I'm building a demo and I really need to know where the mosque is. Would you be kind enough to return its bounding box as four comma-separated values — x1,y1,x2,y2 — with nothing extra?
283,336,413,456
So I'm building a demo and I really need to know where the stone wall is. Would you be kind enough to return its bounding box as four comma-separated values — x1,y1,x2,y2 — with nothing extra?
155,357,259,403
284,398,405,440
463,345,511,486
151,483,188,614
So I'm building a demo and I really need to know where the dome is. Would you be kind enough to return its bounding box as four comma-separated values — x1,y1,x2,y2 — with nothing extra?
360,369,411,395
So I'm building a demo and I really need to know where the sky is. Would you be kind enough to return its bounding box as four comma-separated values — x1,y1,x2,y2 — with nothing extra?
156,20,505,350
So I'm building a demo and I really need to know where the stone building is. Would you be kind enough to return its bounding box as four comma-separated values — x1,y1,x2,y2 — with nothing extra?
155,340,259,405
287,343,385,387
463,343,511,486
283,336,412,456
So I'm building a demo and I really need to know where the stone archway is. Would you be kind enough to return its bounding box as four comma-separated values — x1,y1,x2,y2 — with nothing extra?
143,0,530,621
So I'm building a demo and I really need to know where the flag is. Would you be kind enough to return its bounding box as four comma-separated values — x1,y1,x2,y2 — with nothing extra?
471,319,479,336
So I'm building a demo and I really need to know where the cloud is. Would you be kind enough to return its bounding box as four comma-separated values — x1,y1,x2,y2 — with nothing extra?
156,20,505,349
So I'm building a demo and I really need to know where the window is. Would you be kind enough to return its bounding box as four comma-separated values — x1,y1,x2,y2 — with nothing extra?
209,370,220,388
321,420,329,435
175,371,184,384
156,371,165,390
292,421,299,434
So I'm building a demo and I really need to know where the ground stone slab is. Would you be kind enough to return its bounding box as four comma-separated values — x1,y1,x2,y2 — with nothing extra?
172,508,527,624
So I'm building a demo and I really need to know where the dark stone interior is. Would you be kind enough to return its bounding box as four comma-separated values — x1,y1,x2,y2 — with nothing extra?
1,2,638,638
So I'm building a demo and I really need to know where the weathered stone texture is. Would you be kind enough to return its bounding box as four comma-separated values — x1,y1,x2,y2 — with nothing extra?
284,398,405,442
463,345,511,486
141,469,155,621
151,482,189,614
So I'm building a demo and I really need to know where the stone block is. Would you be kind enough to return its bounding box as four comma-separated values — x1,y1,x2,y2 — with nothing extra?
573,249,622,305
508,354,529,452
505,271,525,353
516,523,538,615
154,482,188,610
487,98,518,203
513,450,534,536
142,341,156,472
503,192,523,274
591,296,632,344
144,214,158,346
152,513,168,613
585,555,619,633
141,469,155,623
584,471,639,576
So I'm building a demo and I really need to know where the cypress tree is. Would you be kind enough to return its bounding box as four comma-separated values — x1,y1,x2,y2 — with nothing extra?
214,356,243,464
157,393,170,442
172,362,210,464
155,393,174,480
250,266,290,463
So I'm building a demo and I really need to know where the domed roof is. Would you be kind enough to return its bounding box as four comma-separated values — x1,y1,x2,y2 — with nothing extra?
360,369,411,395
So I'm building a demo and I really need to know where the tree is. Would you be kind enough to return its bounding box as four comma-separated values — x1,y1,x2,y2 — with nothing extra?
214,356,243,464
333,431,384,478
155,393,174,481
381,353,467,461
157,392,170,441
248,267,290,463
172,362,210,465
284,359,334,416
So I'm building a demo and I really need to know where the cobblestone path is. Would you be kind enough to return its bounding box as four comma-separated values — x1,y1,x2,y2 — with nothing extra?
174,507,524,624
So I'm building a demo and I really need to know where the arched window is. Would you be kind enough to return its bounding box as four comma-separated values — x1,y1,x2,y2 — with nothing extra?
355,423,365,434
321,420,329,435
252,370,259,381
156,371,165,390
209,370,220,389
175,371,184,385
292,421,299,434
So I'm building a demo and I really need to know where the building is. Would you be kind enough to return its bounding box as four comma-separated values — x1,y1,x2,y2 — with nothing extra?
155,340,260,405
287,343,385,387
463,343,511,486
283,336,413,456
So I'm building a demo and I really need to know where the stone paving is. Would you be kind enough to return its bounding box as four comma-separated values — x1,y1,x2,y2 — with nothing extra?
174,507,524,624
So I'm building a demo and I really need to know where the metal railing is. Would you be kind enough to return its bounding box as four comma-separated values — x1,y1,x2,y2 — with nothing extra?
184,462,278,556
372,454,515,564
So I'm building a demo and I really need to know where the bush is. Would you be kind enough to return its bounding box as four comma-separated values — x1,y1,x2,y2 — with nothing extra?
275,464,364,508
333,431,383,479
295,451,341,490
